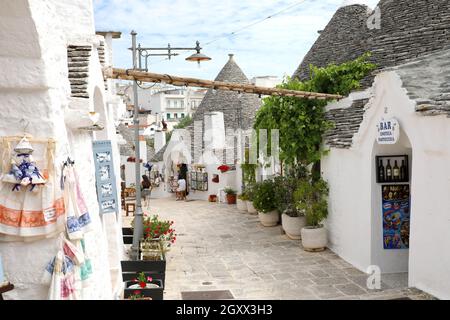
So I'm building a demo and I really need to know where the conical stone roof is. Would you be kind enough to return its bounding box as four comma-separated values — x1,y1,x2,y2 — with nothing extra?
192,54,261,130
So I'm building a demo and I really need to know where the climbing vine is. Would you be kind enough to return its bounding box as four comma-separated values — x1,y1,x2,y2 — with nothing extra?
253,53,376,167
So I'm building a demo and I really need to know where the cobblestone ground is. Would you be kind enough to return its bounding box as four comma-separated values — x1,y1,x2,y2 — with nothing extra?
124,198,434,300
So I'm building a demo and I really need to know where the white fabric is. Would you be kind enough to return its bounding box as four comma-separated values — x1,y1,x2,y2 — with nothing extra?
176,179,186,192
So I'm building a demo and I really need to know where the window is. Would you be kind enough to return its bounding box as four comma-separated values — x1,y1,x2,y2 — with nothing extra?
191,100,196,108
181,113,185,118
174,100,178,108
181,100,184,108
174,113,178,119
167,113,171,119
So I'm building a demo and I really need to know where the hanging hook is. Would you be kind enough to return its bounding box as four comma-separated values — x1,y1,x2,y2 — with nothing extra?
20,118,30,133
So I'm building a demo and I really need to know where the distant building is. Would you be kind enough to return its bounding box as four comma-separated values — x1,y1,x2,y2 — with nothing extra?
149,54,263,200
117,84,206,125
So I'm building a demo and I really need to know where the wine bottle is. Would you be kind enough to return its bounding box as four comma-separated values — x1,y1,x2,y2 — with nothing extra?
378,159,385,182
393,160,400,181
386,160,392,182
400,160,407,181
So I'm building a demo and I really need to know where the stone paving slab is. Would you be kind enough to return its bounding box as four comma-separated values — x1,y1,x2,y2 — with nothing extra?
123,198,435,300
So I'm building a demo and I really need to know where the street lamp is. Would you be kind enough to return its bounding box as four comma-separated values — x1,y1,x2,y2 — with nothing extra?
128,30,211,260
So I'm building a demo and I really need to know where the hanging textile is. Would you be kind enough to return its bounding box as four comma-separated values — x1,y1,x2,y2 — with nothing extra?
43,162,94,300
62,163,93,240
0,136,65,241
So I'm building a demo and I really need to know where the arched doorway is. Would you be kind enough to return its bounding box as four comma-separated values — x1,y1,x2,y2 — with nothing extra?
370,126,413,275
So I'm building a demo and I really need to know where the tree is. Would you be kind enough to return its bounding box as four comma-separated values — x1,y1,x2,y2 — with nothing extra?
253,53,376,171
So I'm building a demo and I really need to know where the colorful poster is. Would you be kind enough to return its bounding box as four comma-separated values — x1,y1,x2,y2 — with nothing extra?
92,141,118,214
382,184,410,249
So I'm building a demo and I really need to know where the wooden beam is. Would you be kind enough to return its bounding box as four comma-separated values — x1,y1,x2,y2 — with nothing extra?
104,68,343,100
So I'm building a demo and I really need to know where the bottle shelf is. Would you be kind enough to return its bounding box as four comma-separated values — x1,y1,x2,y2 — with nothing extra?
376,155,409,184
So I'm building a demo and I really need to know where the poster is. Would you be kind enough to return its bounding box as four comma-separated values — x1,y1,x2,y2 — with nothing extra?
382,184,410,249
92,140,118,214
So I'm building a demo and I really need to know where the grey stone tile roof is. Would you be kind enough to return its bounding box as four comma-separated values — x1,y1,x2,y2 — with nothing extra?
324,98,369,149
151,144,167,162
192,54,261,131
147,146,156,162
293,1,450,88
117,124,135,156
323,47,450,149
97,40,107,91
67,45,91,99
395,48,450,116
293,1,450,149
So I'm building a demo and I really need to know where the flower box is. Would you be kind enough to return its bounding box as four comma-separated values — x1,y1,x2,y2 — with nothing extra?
124,279,164,300
121,258,166,291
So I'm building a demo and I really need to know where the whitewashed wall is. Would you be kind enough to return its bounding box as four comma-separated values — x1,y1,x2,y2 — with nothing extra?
322,71,450,299
0,0,123,300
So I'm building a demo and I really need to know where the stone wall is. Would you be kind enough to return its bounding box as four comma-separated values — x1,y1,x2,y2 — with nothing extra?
0,0,122,300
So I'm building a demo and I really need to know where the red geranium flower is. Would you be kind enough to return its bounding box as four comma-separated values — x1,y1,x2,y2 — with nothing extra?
217,165,230,173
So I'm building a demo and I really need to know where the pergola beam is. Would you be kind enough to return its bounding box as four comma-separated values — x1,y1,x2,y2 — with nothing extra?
104,67,343,100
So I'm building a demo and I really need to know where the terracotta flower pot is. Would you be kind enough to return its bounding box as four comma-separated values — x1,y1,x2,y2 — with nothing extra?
226,194,237,204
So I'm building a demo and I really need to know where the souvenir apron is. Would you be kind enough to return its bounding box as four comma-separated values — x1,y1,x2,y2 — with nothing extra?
0,137,65,241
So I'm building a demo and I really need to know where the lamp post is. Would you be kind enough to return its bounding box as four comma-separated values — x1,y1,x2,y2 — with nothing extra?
128,30,211,260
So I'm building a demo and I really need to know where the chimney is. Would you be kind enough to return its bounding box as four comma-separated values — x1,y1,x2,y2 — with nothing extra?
228,53,234,61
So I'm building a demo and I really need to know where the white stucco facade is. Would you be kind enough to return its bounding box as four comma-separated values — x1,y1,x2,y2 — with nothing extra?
0,0,125,300
322,71,450,299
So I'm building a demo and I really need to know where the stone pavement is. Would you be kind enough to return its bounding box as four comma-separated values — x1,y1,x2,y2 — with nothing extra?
123,198,434,300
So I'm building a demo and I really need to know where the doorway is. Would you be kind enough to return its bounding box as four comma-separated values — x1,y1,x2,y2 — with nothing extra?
370,127,412,279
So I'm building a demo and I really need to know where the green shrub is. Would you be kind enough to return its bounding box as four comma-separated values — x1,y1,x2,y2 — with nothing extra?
273,165,307,216
244,183,256,202
252,180,277,213
238,193,249,201
294,177,329,228
224,187,237,195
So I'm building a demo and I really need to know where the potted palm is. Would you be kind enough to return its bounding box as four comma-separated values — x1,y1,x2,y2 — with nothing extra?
294,177,329,252
224,187,237,204
252,180,279,227
236,192,248,212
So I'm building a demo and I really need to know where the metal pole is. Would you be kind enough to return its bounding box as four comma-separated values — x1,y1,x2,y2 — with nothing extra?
131,30,143,260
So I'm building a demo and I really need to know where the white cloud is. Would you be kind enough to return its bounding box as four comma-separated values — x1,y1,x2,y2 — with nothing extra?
94,0,380,80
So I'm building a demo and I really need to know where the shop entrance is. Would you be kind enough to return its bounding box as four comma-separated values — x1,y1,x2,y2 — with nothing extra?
371,127,412,275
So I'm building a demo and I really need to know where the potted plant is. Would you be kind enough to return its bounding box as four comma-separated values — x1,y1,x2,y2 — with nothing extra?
252,180,279,227
124,272,163,300
236,193,248,213
281,206,306,240
224,187,237,204
142,215,176,257
294,177,329,251
273,169,307,240
217,165,231,173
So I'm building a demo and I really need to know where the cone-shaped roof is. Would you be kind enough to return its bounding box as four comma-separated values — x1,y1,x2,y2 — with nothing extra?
193,54,260,130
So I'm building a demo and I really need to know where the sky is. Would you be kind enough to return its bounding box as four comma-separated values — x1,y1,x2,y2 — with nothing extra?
93,0,379,81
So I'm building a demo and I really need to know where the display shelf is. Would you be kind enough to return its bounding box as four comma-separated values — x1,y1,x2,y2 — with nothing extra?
190,171,208,191
376,155,409,183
